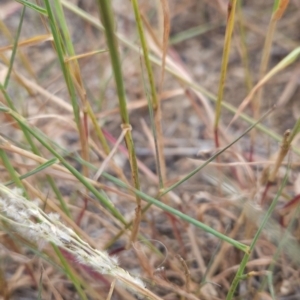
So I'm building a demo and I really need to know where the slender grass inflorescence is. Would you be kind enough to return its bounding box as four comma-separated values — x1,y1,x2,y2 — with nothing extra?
0,184,149,296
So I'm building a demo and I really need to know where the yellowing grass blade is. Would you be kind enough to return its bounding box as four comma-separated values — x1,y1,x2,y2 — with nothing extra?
228,47,300,127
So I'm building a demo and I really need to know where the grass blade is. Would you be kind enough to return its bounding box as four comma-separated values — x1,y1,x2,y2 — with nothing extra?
96,0,141,242
214,0,237,148
15,0,47,16
226,170,288,299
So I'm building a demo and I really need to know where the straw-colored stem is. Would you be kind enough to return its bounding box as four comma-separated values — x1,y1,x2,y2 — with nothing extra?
251,0,290,158
214,0,238,148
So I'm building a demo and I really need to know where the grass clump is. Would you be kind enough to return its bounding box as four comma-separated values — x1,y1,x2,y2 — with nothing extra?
0,1,299,299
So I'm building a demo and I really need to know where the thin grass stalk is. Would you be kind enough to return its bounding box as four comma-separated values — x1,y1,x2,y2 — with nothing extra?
43,1,79,124
51,0,114,189
86,104,110,154
131,0,166,191
258,202,300,295
268,129,291,183
228,47,300,132
49,0,90,208
48,178,71,218
0,150,76,294
236,0,253,92
15,0,47,15
42,1,92,217
225,171,288,300
0,7,69,217
64,49,108,61
204,212,245,283
0,139,76,293
4,158,55,185
99,110,272,250
255,0,289,116
4,6,25,88
0,125,246,254
101,172,249,253
61,1,300,156
0,186,163,300
0,105,269,254
43,0,104,219
2,155,70,217
37,271,42,300
86,111,117,176
261,118,299,203
251,0,290,158
1,33,53,51
0,11,36,80
0,149,28,197
214,0,237,148
286,117,300,144
0,105,127,224
52,245,88,300
96,0,141,243
170,22,220,45
3,135,249,254
160,107,273,196
71,78,129,185
0,84,71,216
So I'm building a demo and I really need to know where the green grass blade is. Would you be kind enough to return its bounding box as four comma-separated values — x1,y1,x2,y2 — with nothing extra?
15,0,47,16
0,149,28,196
96,0,141,241
170,23,221,45
131,0,165,189
43,0,80,126
0,105,126,224
101,172,249,253
226,171,288,299
4,6,26,89
5,158,58,186
60,1,300,155
161,108,272,196
61,0,300,155
52,245,88,300
0,87,70,216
